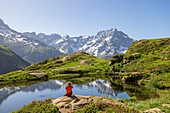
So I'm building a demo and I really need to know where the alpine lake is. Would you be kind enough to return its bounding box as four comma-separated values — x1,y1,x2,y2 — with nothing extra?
0,75,157,113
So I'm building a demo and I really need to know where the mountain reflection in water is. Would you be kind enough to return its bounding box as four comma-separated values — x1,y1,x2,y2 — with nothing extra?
74,80,119,96
0,79,129,113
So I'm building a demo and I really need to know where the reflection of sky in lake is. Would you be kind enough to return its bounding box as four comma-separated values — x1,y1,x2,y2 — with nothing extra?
0,79,129,113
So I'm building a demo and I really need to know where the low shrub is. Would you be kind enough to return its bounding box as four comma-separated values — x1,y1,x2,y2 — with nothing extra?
75,101,140,113
13,99,60,113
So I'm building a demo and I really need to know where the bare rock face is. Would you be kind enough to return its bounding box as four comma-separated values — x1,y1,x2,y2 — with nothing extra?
52,95,100,113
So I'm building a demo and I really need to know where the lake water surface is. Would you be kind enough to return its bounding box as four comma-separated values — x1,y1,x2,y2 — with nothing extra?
0,79,129,113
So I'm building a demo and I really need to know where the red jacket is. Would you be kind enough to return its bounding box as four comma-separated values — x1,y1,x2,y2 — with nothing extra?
65,85,73,96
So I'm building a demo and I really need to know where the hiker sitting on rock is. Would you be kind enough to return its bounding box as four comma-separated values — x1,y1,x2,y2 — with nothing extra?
64,81,73,96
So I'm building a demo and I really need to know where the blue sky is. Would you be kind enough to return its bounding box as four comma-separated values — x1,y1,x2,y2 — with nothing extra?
0,0,169,40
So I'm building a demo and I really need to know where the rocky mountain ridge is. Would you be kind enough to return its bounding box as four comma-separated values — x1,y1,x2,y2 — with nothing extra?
0,18,64,63
23,29,134,58
0,18,134,63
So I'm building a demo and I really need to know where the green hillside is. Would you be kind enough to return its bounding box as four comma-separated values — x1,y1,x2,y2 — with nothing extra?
124,38,170,73
25,52,110,74
0,52,110,84
0,44,30,75
108,38,170,112
110,38,170,89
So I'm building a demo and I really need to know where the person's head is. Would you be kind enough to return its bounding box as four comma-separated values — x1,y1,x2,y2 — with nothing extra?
67,81,72,86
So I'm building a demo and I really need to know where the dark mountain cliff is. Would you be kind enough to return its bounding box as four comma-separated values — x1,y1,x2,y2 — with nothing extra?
0,44,30,75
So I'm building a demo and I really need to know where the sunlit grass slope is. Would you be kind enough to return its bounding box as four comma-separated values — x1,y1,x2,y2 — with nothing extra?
0,52,111,84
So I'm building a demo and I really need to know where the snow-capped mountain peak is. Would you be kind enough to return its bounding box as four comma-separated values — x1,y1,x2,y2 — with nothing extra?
77,28,134,57
63,35,70,39
23,28,134,58
0,18,133,63
0,18,63,63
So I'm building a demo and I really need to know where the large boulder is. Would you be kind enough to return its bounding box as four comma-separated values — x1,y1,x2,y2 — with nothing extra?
52,95,100,113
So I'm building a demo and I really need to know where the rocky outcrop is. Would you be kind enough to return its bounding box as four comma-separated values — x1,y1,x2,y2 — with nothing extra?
51,95,130,113
52,95,100,113
144,108,165,113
